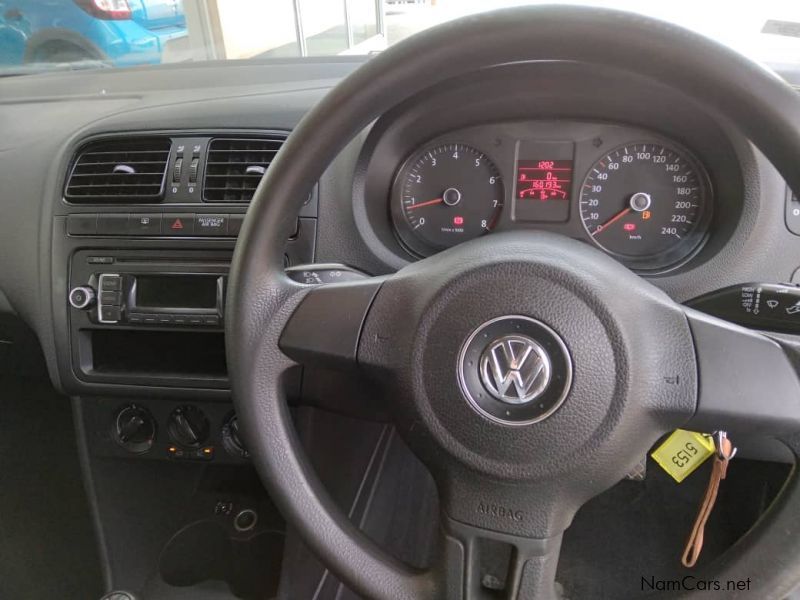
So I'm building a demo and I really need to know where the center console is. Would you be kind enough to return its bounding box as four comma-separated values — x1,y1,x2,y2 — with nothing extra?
49,131,317,599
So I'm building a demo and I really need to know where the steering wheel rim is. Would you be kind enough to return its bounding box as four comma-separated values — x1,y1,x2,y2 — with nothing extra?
227,6,800,599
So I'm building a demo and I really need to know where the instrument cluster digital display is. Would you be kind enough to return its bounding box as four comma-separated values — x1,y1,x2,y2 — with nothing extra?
513,159,573,222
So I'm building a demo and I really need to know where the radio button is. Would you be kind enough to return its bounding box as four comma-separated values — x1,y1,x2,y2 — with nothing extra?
100,306,121,323
100,291,122,306
164,214,194,236
100,276,122,291
128,314,144,324
143,315,158,325
129,214,162,235
188,316,203,325
203,315,220,327
196,214,228,236
173,315,188,325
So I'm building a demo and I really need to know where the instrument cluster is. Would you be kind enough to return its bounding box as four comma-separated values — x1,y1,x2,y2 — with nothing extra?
388,121,714,273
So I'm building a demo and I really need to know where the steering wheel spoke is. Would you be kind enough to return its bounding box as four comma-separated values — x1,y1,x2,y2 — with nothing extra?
427,464,591,600
439,515,563,600
684,308,800,438
278,276,385,369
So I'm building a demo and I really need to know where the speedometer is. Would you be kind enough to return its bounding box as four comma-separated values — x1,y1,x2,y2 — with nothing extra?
579,142,711,270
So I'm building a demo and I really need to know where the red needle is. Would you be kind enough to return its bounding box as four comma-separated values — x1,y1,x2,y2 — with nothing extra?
406,197,443,210
592,207,632,237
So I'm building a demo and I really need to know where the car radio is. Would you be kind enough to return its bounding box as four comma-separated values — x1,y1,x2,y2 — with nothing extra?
69,271,225,328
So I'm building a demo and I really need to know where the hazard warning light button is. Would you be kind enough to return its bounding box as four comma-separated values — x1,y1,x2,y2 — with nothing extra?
164,214,195,236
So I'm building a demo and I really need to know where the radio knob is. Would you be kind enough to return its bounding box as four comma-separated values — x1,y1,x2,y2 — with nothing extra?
69,286,95,310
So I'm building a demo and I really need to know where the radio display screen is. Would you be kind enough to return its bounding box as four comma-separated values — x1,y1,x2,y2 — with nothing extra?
135,275,218,310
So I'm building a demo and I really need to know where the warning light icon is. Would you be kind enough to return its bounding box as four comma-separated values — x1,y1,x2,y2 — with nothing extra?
171,218,184,230
453,216,464,226
623,223,637,232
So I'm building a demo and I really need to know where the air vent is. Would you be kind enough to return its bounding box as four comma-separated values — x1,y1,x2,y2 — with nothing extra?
203,136,286,202
65,137,170,203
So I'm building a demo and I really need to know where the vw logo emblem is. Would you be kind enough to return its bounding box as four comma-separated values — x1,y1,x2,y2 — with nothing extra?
458,315,572,425
479,335,551,404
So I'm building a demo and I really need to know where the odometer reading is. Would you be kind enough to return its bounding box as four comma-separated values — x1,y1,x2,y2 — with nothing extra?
393,143,504,255
514,159,573,222
579,142,709,268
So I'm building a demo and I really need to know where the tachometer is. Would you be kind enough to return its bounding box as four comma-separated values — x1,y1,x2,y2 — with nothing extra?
579,142,711,270
392,143,504,256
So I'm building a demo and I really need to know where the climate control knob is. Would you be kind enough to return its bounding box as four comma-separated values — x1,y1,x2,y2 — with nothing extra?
221,412,249,459
69,286,95,310
167,405,209,448
112,404,156,454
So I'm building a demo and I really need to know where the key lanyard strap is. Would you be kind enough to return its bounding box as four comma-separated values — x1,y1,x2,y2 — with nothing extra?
681,434,736,568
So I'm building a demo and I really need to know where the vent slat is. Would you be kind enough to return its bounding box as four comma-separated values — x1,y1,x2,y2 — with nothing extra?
207,151,279,154
206,162,270,166
204,187,259,192
68,184,163,189
203,136,286,203
81,149,170,155
65,137,170,203
204,173,264,178
75,161,167,168
70,172,166,177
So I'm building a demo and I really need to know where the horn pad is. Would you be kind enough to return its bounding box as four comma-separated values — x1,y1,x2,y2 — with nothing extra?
458,315,572,425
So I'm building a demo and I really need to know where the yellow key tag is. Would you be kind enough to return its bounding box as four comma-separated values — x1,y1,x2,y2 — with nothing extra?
651,430,715,483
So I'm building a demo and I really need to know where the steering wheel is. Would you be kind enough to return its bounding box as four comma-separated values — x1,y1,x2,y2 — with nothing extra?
227,6,800,599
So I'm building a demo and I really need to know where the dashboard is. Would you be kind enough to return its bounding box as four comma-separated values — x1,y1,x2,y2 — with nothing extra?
0,56,792,400
0,56,791,393
386,121,712,272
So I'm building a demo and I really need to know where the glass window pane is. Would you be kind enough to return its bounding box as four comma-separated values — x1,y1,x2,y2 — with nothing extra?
216,0,300,59
302,0,349,56
350,0,378,45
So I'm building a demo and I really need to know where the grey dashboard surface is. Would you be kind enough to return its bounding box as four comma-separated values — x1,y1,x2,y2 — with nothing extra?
0,57,798,392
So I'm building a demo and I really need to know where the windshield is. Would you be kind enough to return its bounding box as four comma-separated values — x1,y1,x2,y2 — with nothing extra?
0,0,798,75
